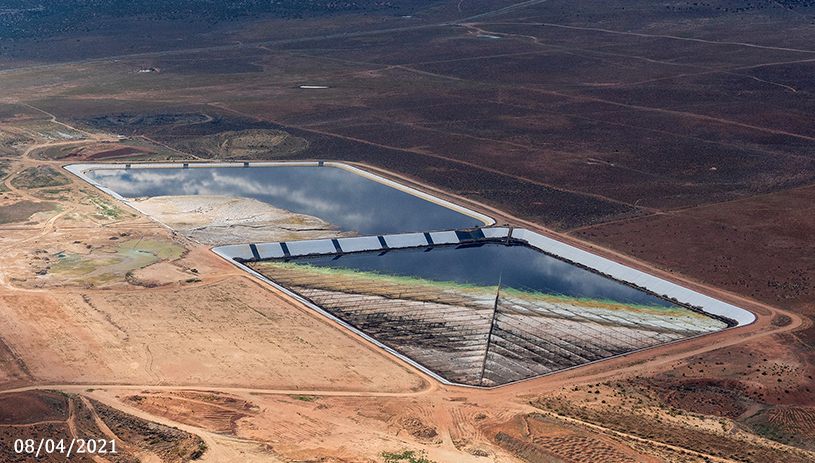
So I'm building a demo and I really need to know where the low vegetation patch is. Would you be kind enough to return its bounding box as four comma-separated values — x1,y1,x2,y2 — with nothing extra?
91,398,207,462
534,393,814,463
0,160,11,178
0,131,29,156
81,194,134,220
0,201,58,224
10,166,71,189
744,407,815,451
382,450,435,463
174,129,308,160
32,187,72,200
39,144,85,160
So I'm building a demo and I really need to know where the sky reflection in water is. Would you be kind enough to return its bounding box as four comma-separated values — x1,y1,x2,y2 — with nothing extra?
85,166,485,235
296,244,678,308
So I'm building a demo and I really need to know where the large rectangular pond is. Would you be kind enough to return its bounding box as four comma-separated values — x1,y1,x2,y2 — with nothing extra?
71,162,492,236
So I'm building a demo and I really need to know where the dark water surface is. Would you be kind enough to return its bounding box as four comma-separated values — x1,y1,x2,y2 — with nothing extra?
85,165,485,235
292,244,678,308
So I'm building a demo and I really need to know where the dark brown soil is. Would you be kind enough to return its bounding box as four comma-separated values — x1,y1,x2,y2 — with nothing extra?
0,201,59,224
744,406,815,450
124,391,253,435
487,414,658,463
0,392,68,425
532,396,813,463
84,147,143,160
644,378,751,418
573,183,815,318
0,422,95,463
0,392,97,463
399,417,437,440
91,398,206,462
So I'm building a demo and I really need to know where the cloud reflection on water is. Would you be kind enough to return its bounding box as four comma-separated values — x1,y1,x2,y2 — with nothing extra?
86,166,480,235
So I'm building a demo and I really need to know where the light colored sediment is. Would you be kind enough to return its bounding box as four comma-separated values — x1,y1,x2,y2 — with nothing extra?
129,195,356,245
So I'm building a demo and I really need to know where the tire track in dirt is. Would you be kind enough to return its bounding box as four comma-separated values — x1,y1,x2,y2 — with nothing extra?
492,21,815,54
429,397,455,450
79,396,119,441
0,420,65,427
520,87,815,143
529,409,771,463
78,397,120,463
463,24,803,93
143,344,161,385
397,57,815,144
80,392,242,463
1,385,435,399
446,402,481,450
0,332,33,381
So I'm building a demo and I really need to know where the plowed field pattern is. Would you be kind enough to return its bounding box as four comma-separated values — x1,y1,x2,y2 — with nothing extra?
768,407,815,439
533,435,639,463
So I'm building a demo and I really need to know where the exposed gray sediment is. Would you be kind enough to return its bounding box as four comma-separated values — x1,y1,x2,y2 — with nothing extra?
129,195,356,245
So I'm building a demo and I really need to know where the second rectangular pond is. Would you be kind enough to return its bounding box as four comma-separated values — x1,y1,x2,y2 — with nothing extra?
247,240,729,386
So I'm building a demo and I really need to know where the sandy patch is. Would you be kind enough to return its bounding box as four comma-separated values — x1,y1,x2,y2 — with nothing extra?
0,277,424,391
130,261,191,287
130,195,356,245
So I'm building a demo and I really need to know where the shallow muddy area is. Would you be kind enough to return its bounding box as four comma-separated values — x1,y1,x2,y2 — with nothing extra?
25,237,187,288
